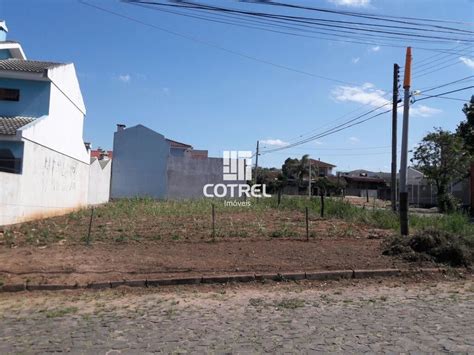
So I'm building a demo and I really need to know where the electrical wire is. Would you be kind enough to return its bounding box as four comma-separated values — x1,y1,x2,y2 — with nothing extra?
129,0,474,44
261,84,473,156
416,75,474,93
413,85,474,103
79,0,359,85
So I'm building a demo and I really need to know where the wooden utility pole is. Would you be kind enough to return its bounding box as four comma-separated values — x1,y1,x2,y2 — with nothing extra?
391,63,400,212
400,47,412,236
254,140,259,185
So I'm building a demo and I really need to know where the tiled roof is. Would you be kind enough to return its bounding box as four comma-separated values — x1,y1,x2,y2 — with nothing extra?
343,175,387,184
0,59,66,73
166,138,192,149
0,116,35,135
309,159,336,168
91,149,113,160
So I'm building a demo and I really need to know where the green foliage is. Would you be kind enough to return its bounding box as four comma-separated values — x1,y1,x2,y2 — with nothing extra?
281,154,311,185
275,298,306,309
411,127,471,213
43,307,78,318
457,95,474,155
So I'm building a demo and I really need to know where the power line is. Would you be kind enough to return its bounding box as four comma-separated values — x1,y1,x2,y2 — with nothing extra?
413,85,474,103
412,57,469,78
78,0,359,85
414,94,470,102
130,0,474,44
270,86,473,154
416,75,474,92
132,2,464,48
260,145,391,151
265,0,474,29
261,103,395,154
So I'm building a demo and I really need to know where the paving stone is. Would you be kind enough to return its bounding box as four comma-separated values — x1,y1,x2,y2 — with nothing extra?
0,280,473,353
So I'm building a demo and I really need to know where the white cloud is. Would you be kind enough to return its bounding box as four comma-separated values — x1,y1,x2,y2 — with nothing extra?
349,136,360,143
328,0,370,7
351,57,360,64
410,105,442,118
261,139,289,147
370,45,380,52
459,56,474,69
332,82,442,118
314,140,324,145
331,82,390,106
118,74,131,83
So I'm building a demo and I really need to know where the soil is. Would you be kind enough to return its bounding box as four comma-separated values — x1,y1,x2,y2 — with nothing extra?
0,203,434,286
0,236,431,286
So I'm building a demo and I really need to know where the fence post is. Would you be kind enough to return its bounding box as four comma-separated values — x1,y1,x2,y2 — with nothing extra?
211,203,216,240
86,207,94,246
305,207,309,241
320,192,325,218
277,189,281,206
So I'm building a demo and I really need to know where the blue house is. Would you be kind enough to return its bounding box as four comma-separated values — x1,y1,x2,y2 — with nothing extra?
0,21,93,225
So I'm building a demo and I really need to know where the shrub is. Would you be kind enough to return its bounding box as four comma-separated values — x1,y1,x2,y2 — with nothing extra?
383,228,473,267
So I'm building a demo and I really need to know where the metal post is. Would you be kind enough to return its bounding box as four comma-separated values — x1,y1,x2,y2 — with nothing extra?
308,158,312,198
305,207,309,241
391,63,400,212
211,204,216,239
400,47,412,236
254,140,259,185
470,162,474,217
320,191,325,218
86,207,94,245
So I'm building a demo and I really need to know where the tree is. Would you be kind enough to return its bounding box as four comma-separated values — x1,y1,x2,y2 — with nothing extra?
281,154,312,186
411,128,471,213
457,95,474,155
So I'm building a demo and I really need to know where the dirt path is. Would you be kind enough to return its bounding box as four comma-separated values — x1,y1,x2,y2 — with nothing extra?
0,238,418,285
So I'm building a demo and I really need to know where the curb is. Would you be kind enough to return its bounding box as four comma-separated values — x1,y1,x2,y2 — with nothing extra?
0,268,449,293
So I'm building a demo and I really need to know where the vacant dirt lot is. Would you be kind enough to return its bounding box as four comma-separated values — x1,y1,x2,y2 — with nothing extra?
0,200,433,286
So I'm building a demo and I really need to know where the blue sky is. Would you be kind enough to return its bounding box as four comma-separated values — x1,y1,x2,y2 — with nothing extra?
1,0,473,172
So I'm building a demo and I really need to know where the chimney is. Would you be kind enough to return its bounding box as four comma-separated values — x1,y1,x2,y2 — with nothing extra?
84,142,91,152
117,124,126,132
0,20,8,42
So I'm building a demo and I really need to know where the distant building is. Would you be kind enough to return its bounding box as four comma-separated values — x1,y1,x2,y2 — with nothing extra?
110,124,222,199
309,159,335,176
90,148,113,160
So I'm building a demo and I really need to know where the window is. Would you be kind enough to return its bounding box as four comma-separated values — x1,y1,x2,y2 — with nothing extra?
0,88,20,101
0,141,23,174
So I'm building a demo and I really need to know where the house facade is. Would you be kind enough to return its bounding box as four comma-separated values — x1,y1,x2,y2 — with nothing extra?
0,21,95,225
309,159,335,177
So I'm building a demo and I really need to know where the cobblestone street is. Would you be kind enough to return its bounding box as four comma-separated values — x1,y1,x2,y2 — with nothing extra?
0,278,473,353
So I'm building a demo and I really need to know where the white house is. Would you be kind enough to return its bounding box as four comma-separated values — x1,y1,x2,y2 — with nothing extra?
0,21,93,225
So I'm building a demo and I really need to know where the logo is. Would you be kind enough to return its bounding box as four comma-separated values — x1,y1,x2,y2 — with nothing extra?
203,150,271,203
223,150,252,181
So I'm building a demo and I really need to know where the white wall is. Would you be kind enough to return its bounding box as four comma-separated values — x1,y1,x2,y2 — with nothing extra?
88,158,111,205
0,140,89,226
19,81,89,163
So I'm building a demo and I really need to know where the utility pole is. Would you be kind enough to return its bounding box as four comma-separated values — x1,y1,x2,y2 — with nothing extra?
308,158,312,198
399,47,412,236
391,63,400,212
254,140,259,185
